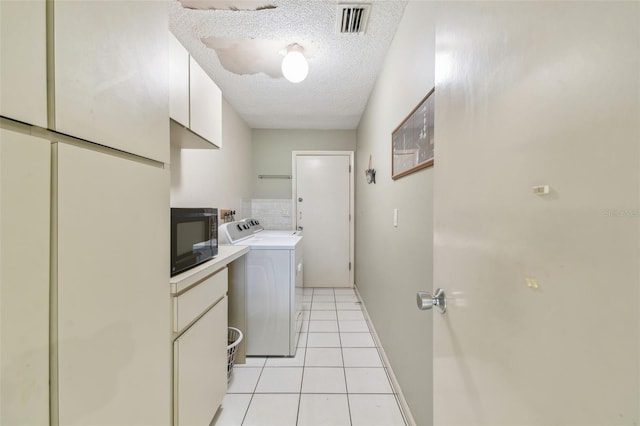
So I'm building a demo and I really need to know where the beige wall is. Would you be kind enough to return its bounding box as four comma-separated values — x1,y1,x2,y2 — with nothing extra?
252,129,356,199
170,98,252,211
355,2,436,425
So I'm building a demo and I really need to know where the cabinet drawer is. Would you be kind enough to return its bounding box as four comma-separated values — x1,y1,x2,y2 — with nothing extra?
173,267,227,333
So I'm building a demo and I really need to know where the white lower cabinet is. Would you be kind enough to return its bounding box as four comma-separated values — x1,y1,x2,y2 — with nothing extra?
174,297,228,426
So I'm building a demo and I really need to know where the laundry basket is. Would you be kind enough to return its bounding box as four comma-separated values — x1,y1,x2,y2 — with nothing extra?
227,327,243,381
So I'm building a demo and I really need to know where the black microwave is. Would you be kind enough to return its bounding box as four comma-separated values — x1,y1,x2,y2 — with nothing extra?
170,208,218,277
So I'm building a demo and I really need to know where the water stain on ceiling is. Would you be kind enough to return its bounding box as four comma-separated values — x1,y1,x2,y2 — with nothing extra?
202,37,318,79
201,37,284,78
178,0,275,11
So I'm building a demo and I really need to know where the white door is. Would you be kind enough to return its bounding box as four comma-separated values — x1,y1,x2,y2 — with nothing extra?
295,153,353,287
432,3,638,425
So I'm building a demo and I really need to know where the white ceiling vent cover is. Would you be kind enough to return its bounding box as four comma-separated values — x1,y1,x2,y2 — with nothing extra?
337,4,371,34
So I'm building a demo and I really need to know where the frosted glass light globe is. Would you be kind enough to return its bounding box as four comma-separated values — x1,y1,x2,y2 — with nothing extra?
281,50,308,83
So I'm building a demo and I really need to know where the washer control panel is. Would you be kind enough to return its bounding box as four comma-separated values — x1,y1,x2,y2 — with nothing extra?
219,218,264,244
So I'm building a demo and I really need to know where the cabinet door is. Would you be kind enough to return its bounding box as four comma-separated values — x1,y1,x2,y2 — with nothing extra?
174,297,228,426
189,57,222,148
0,0,47,127
0,129,50,425
55,142,170,426
53,0,169,163
169,32,190,128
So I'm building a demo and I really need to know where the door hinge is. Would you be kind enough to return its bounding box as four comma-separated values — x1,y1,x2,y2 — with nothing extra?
349,262,352,271
349,165,352,173
349,214,351,221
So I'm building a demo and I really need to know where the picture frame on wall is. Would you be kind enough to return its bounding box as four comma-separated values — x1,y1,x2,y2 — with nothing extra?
391,87,435,180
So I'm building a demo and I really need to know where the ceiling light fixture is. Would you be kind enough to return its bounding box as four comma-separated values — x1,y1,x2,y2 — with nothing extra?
281,44,308,83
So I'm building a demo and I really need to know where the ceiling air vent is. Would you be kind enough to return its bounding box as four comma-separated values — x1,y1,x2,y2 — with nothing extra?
337,4,371,34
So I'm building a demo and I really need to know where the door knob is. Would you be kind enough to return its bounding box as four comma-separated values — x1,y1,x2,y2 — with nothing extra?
297,226,303,231
416,288,446,314
298,197,303,202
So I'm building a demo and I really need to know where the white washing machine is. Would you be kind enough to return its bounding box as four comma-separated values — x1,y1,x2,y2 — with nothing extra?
219,219,303,356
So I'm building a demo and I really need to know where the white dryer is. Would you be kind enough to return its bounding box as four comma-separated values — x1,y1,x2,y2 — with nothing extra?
219,219,303,356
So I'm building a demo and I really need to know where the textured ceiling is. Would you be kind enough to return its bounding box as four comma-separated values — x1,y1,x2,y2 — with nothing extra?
169,0,407,129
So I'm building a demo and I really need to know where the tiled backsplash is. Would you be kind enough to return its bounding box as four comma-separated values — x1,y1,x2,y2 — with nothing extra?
241,199,294,230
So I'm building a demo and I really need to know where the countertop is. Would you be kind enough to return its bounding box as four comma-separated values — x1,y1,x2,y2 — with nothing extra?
170,245,249,294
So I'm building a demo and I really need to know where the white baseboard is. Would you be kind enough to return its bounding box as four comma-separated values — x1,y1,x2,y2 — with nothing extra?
354,285,417,426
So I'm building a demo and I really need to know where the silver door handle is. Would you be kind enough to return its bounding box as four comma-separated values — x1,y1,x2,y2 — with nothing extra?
297,226,303,231
416,288,446,314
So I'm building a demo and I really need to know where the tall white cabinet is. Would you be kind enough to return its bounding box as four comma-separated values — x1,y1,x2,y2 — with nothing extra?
54,143,170,425
0,3,49,423
0,1,172,425
0,129,51,425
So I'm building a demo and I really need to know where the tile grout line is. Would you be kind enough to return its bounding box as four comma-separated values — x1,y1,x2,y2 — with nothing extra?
296,290,308,426
239,357,266,425
335,288,354,426
295,287,314,425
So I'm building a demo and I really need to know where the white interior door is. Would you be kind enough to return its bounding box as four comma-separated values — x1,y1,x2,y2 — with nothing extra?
295,153,352,287
432,3,639,425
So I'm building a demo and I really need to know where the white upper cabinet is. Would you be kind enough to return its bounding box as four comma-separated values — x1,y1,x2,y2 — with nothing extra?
169,33,190,128
189,57,222,148
53,0,169,163
0,0,47,128
169,33,222,149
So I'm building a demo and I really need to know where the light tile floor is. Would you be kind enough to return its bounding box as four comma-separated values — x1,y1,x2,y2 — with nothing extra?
212,287,407,426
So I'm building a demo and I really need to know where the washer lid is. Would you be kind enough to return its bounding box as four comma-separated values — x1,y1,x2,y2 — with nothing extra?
244,234,302,250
